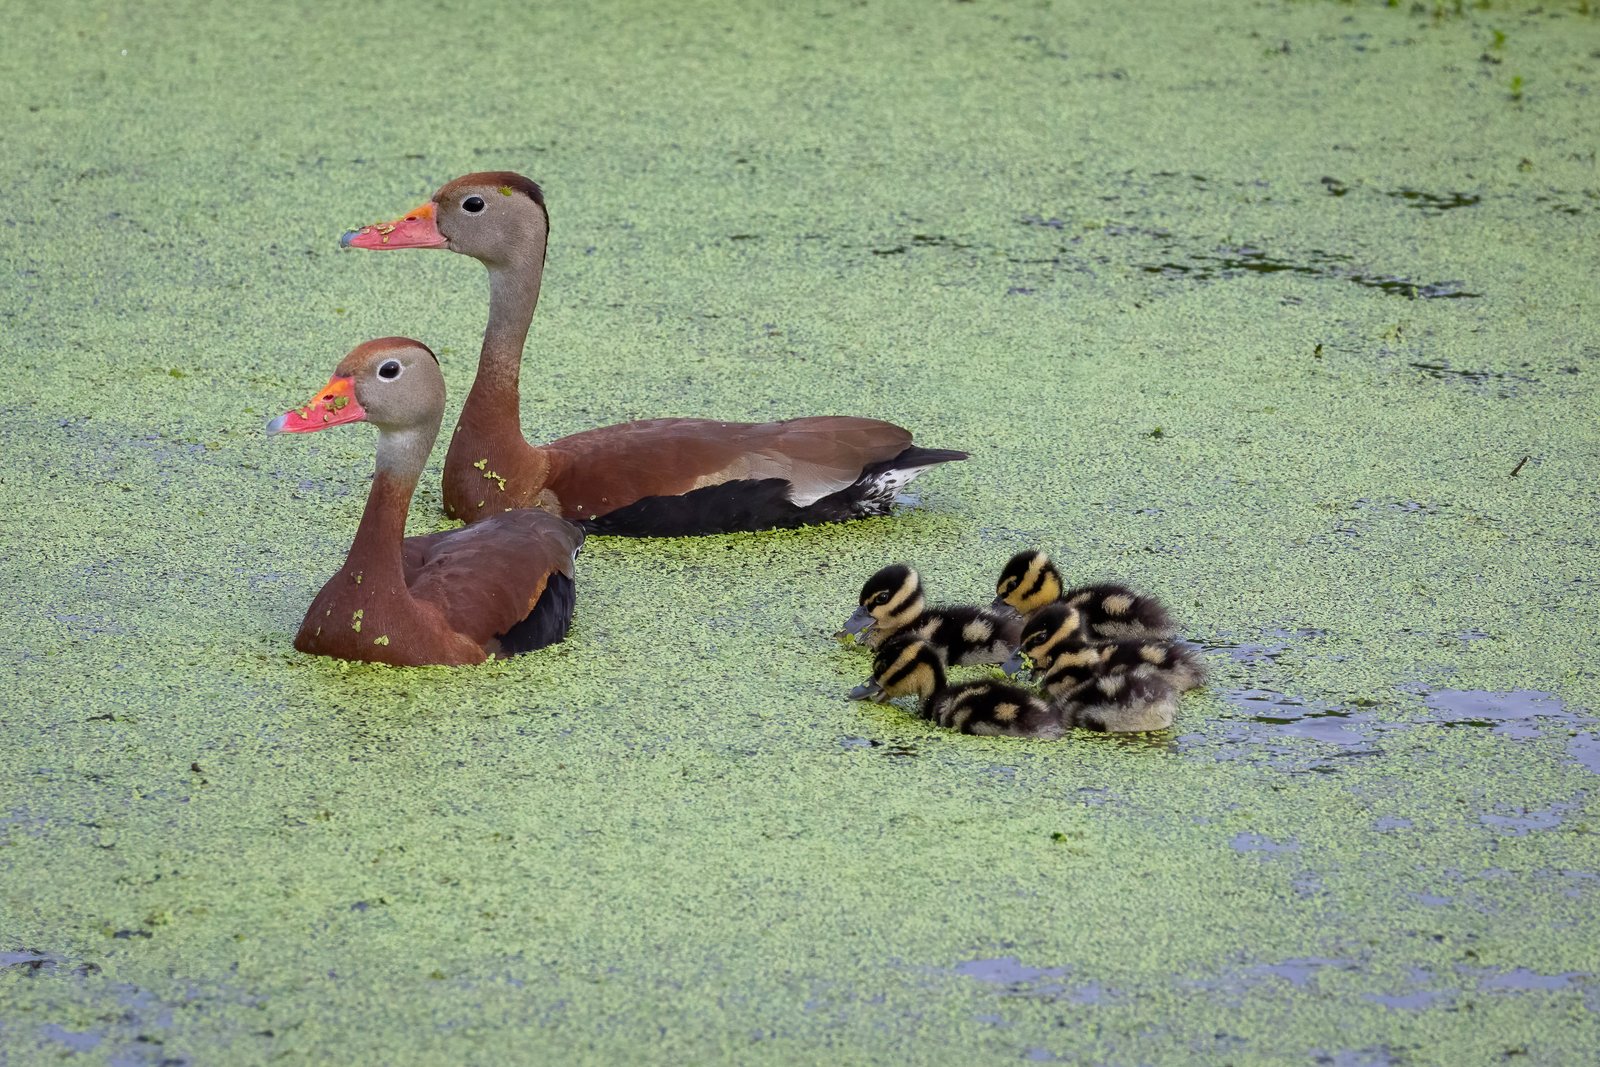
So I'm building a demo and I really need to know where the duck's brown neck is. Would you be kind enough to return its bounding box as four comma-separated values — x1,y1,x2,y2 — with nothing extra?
461,256,544,435
344,424,434,587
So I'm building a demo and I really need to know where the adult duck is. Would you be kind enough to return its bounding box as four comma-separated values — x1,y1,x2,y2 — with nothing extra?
269,337,584,666
340,172,966,536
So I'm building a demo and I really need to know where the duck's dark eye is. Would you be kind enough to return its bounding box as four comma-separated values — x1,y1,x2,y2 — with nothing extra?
377,360,402,381
462,195,486,214
872,592,891,605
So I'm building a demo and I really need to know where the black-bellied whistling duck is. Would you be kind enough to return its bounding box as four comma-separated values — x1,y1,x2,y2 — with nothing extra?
1017,604,1208,692
339,172,966,536
837,563,1020,668
848,637,1065,739
992,549,1176,639
268,337,584,666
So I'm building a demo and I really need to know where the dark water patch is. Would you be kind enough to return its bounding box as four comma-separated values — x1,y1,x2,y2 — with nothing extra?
910,234,973,250
954,956,1069,987
52,612,130,637
838,736,919,759
951,956,1110,1004
1140,245,1480,300
1568,733,1600,774
1474,967,1591,993
1249,957,1349,987
1374,816,1413,832
1386,189,1481,212
1352,498,1439,515
1013,34,1071,61
1479,799,1584,836
1310,1046,1404,1066
3,948,84,974
1179,683,1406,775
1537,868,1600,900
1347,274,1479,299
1386,686,1600,776
1220,690,1385,747
2,806,53,838
1188,957,1357,999
1418,688,1589,741
38,1025,104,1054
1231,832,1300,854
1408,360,1534,390
1532,189,1598,216
859,233,976,258
1202,626,1325,666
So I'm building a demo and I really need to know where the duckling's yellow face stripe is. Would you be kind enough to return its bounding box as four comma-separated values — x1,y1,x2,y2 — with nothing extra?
1019,606,1083,669
871,569,924,631
1001,552,1063,615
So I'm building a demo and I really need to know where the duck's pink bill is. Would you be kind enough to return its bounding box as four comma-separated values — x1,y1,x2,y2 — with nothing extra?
267,376,366,434
339,200,447,249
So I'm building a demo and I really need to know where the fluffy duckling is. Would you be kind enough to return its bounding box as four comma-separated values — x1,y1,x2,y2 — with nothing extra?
838,564,1020,668
848,637,1066,739
1047,669,1179,733
993,549,1175,639
1018,604,1208,691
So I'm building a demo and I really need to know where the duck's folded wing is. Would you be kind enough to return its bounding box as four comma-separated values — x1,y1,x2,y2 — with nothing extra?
543,416,914,509
403,510,584,647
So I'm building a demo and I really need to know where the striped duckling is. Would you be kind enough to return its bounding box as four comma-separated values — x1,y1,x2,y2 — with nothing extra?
1016,605,1198,733
837,563,1020,668
993,549,1175,640
1048,669,1180,734
1017,604,1208,692
848,636,1066,739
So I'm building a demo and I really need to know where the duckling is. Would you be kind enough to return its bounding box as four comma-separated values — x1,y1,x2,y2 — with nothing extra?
1047,668,1180,733
837,563,1021,668
1018,604,1208,691
848,636,1066,739
993,549,1175,639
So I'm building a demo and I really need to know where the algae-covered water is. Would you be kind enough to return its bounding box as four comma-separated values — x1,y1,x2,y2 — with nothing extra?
4,0,1600,1062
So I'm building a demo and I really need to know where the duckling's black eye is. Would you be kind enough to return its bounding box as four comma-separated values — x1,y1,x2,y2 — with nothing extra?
462,195,486,214
377,360,403,381
872,592,891,605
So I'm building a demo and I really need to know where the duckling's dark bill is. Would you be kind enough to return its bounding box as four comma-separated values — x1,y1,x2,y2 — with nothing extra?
847,680,884,701
839,606,875,638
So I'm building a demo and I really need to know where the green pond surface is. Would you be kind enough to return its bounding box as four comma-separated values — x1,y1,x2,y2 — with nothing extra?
4,0,1600,1062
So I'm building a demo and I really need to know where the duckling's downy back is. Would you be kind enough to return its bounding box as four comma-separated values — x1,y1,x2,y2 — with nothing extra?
1054,670,1178,733
928,683,1065,739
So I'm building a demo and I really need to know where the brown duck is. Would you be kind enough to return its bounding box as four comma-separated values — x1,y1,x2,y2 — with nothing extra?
340,172,965,536
269,337,584,666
